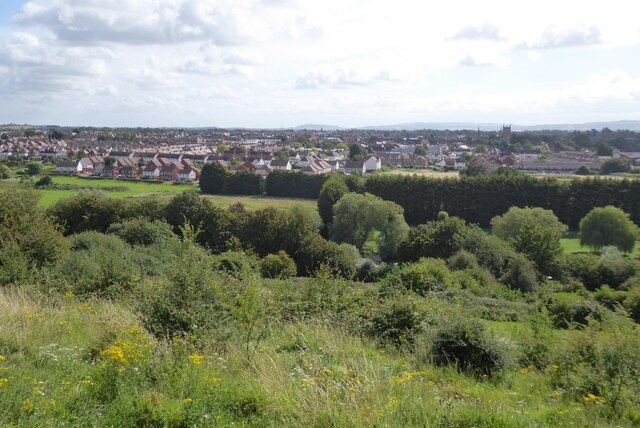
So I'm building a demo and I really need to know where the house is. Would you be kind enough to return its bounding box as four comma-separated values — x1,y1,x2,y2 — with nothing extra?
79,156,105,174
160,163,181,181
142,161,161,179
133,151,158,163
120,165,140,178
108,151,134,160
364,156,382,172
55,160,82,174
158,152,182,162
270,159,292,171
177,166,200,182
344,160,366,175
234,162,256,173
302,160,332,175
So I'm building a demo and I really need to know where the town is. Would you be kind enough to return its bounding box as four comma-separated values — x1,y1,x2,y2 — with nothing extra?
1,125,639,182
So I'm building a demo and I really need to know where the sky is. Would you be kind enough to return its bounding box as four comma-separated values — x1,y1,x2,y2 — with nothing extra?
0,0,639,128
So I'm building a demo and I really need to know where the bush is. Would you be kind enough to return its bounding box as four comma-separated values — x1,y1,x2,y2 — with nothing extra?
364,297,421,346
579,206,639,253
34,175,53,187
447,250,479,271
547,293,604,328
107,218,176,246
381,259,453,296
594,285,627,310
398,216,470,262
431,320,506,377
499,254,539,292
624,286,640,323
294,234,356,278
259,251,297,279
211,251,258,278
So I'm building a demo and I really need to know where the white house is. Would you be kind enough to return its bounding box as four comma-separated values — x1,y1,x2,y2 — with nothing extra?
177,166,198,182
55,160,82,174
270,159,292,171
344,160,366,175
364,156,382,172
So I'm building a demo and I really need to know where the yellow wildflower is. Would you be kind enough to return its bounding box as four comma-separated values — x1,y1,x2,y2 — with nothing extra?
0,378,9,387
183,397,193,405
386,396,399,409
20,399,34,413
0,355,5,362
102,345,127,365
188,354,205,365
64,291,74,299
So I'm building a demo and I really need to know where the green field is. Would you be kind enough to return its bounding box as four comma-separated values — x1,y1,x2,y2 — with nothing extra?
561,231,640,256
1,176,318,212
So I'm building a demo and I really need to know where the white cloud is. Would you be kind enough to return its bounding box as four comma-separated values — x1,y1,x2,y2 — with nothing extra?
519,25,602,49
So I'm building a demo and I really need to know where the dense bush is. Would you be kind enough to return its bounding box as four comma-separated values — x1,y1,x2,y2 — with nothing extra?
499,254,540,293
265,170,327,198
317,175,349,226
107,218,176,246
431,320,507,377
49,193,127,235
294,234,356,278
381,259,454,296
546,293,604,328
364,296,421,346
398,216,470,262
624,286,640,322
259,251,297,279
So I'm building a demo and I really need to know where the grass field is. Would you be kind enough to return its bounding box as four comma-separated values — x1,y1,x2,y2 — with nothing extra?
561,231,640,257
1,176,318,212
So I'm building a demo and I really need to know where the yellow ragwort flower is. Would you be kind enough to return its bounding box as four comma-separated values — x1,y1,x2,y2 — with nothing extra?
188,354,205,365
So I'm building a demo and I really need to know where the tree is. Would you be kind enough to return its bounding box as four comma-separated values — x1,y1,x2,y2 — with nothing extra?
596,143,613,156
317,175,349,226
217,144,230,153
579,206,638,253
26,162,42,176
348,143,367,161
199,162,228,194
575,165,593,175
414,145,427,156
491,206,567,274
600,159,630,175
330,193,409,260
459,156,494,176
0,165,11,179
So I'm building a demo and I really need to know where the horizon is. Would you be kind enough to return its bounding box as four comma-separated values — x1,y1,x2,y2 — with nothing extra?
0,1,638,128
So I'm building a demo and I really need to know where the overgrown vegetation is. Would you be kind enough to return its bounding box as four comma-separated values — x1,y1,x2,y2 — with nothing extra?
1,187,640,426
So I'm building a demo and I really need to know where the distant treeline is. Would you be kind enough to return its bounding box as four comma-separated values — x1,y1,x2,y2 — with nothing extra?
264,171,327,199
365,175,640,228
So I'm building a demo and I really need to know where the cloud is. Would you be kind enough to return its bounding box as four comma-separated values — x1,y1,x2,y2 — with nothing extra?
458,52,509,67
14,0,268,46
449,25,504,41
295,69,369,89
0,32,110,95
521,25,602,49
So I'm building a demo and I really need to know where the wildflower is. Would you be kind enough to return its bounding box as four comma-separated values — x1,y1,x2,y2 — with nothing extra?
64,291,74,299
386,396,399,409
79,303,92,312
102,345,127,365
20,399,34,413
0,355,5,362
80,379,94,386
183,397,193,405
188,354,205,365
57,320,67,327
210,377,222,386
583,393,606,404
0,378,8,387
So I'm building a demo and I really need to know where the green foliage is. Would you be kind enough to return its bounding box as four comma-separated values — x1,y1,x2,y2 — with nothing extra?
381,259,454,296
593,285,627,310
575,165,594,175
330,193,409,260
398,216,470,262
317,175,349,226
546,293,604,328
34,175,53,187
59,232,140,297
0,188,68,281
459,156,495,176
0,164,12,179
600,158,630,175
491,206,568,274
259,251,297,279
431,320,507,378
364,174,640,228
499,254,539,292
364,296,421,346
199,161,227,194
211,251,258,278
348,143,367,160
265,170,327,199
26,162,42,176
624,286,640,322
199,163,263,195
294,234,356,278
447,250,479,271
107,218,176,246
49,193,126,235
579,206,638,253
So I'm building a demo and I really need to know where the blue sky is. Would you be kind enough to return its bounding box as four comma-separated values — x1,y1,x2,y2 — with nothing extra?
0,0,638,128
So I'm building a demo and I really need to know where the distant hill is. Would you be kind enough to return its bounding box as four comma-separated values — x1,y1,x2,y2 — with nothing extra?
355,121,640,132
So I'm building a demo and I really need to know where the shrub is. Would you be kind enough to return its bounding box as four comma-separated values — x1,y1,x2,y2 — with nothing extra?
594,285,627,310
431,320,506,377
381,259,453,296
547,293,604,329
107,218,176,246
259,251,297,279
211,251,258,278
364,297,421,346
294,234,356,278
447,250,479,271
499,254,539,292
624,287,640,323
